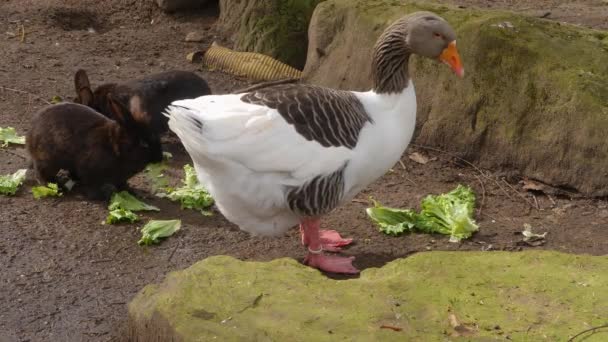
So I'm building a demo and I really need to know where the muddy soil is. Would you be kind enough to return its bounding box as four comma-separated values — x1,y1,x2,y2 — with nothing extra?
0,0,606,341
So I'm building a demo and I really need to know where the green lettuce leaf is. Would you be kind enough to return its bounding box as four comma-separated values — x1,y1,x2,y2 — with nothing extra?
0,169,27,195
365,199,418,236
106,208,138,224
366,185,479,242
138,219,181,245
32,183,62,199
418,185,479,242
144,162,170,194
108,191,160,212
0,127,26,146
158,164,214,214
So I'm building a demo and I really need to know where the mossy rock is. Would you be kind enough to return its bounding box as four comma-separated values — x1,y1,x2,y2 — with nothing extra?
303,0,608,196
128,251,608,341
217,0,325,69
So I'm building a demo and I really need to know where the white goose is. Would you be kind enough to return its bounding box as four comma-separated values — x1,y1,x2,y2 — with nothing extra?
165,11,464,274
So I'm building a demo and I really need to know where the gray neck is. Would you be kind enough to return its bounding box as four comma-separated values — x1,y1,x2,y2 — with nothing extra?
371,22,411,94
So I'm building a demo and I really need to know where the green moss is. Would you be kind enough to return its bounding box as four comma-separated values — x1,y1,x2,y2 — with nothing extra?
130,251,608,341
231,0,325,69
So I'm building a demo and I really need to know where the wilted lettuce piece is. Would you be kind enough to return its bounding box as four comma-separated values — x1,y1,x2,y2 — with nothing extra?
365,199,418,236
0,169,27,195
0,127,26,146
418,185,479,242
366,185,479,242
145,162,170,194
106,208,138,224
138,219,181,245
32,183,62,199
159,164,214,213
108,191,160,212
50,95,63,104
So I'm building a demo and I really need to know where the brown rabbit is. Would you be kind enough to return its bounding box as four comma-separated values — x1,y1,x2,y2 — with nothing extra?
73,69,212,138
26,96,159,200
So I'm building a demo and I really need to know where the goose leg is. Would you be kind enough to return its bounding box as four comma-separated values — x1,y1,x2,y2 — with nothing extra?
300,218,359,274
299,221,353,252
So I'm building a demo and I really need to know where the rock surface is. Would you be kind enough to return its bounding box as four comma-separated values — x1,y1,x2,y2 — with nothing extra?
129,251,608,341
303,0,608,196
217,0,324,69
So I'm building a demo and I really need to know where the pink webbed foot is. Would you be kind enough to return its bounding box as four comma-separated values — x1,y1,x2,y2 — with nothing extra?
319,230,353,252
304,252,359,274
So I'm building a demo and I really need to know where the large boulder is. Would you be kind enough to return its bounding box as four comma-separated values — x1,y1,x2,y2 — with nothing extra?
128,251,608,341
303,0,608,196
217,0,325,69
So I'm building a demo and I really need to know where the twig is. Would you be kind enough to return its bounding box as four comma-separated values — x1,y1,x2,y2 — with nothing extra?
233,78,300,93
474,174,486,216
501,178,537,209
398,160,406,170
547,194,556,206
567,324,608,342
380,325,403,332
532,195,540,210
402,174,417,186
351,198,369,204
494,179,515,201
0,85,51,104
413,143,541,211
412,144,488,178
20,24,25,42
167,241,180,262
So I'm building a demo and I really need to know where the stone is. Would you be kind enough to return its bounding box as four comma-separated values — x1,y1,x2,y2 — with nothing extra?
129,251,608,341
302,0,608,196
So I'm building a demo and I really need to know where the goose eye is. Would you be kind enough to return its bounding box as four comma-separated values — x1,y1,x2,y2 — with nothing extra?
434,32,443,39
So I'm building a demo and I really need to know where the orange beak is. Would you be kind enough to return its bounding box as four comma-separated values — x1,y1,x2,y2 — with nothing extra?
439,41,464,78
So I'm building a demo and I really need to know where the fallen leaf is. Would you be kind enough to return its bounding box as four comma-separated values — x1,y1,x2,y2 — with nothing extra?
519,223,547,246
521,178,545,192
408,152,430,164
447,312,477,337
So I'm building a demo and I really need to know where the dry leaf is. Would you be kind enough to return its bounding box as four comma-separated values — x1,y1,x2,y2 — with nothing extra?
519,223,547,246
521,178,545,192
408,152,430,164
447,312,477,337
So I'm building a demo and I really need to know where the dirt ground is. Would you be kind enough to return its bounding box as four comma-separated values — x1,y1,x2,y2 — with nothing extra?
0,0,606,341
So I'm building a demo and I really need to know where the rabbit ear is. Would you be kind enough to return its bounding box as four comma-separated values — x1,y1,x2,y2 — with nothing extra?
74,69,94,106
129,95,151,125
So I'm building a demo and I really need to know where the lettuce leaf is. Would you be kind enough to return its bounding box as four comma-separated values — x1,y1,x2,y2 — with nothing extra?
138,219,181,245
32,183,62,199
105,191,159,225
158,164,214,214
108,191,160,212
106,208,138,224
365,199,418,236
0,127,26,147
417,185,479,242
0,169,27,195
366,185,479,242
